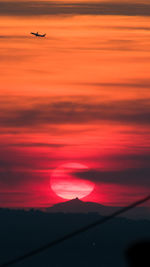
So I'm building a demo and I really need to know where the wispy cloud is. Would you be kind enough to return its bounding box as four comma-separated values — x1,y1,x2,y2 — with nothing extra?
0,35,30,39
78,80,150,89
0,142,67,148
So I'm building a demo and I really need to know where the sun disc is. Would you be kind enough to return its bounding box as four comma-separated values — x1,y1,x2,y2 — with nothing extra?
50,163,94,199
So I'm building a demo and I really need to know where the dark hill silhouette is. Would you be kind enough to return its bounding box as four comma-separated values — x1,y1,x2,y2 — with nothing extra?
45,197,115,214
44,198,150,220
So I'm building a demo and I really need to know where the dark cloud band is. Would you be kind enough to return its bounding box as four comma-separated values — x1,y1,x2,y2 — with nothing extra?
0,1,150,17
75,166,150,187
0,97,150,128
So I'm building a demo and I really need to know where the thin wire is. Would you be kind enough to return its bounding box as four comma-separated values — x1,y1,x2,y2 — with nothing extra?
0,194,150,267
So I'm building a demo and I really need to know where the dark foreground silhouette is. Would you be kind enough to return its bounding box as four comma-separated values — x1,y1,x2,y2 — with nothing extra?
0,209,150,267
125,241,150,267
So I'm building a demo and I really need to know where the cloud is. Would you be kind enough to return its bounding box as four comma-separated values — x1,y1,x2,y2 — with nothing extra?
0,145,56,190
75,166,150,187
0,35,30,39
89,25,150,31
79,80,150,89
0,97,150,129
0,142,67,148
0,145,56,174
0,1,150,17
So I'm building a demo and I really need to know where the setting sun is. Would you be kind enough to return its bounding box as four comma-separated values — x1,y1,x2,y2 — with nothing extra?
50,163,95,199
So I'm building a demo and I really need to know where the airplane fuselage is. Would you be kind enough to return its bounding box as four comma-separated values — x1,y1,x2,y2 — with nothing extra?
30,32,46,37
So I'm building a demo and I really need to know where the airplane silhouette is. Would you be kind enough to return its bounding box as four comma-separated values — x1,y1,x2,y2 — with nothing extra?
30,32,46,37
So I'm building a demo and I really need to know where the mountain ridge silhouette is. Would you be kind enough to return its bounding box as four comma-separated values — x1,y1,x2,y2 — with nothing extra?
44,198,150,219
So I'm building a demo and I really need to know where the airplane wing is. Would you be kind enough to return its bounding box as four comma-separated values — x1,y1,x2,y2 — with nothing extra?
39,34,46,37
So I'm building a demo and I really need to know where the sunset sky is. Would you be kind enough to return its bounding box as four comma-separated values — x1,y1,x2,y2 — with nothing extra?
0,0,150,208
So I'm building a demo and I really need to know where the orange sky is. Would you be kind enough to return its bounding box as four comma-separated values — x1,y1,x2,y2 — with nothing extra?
0,1,150,208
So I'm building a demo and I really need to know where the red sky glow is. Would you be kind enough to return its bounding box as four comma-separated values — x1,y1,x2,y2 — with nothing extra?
0,0,150,208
